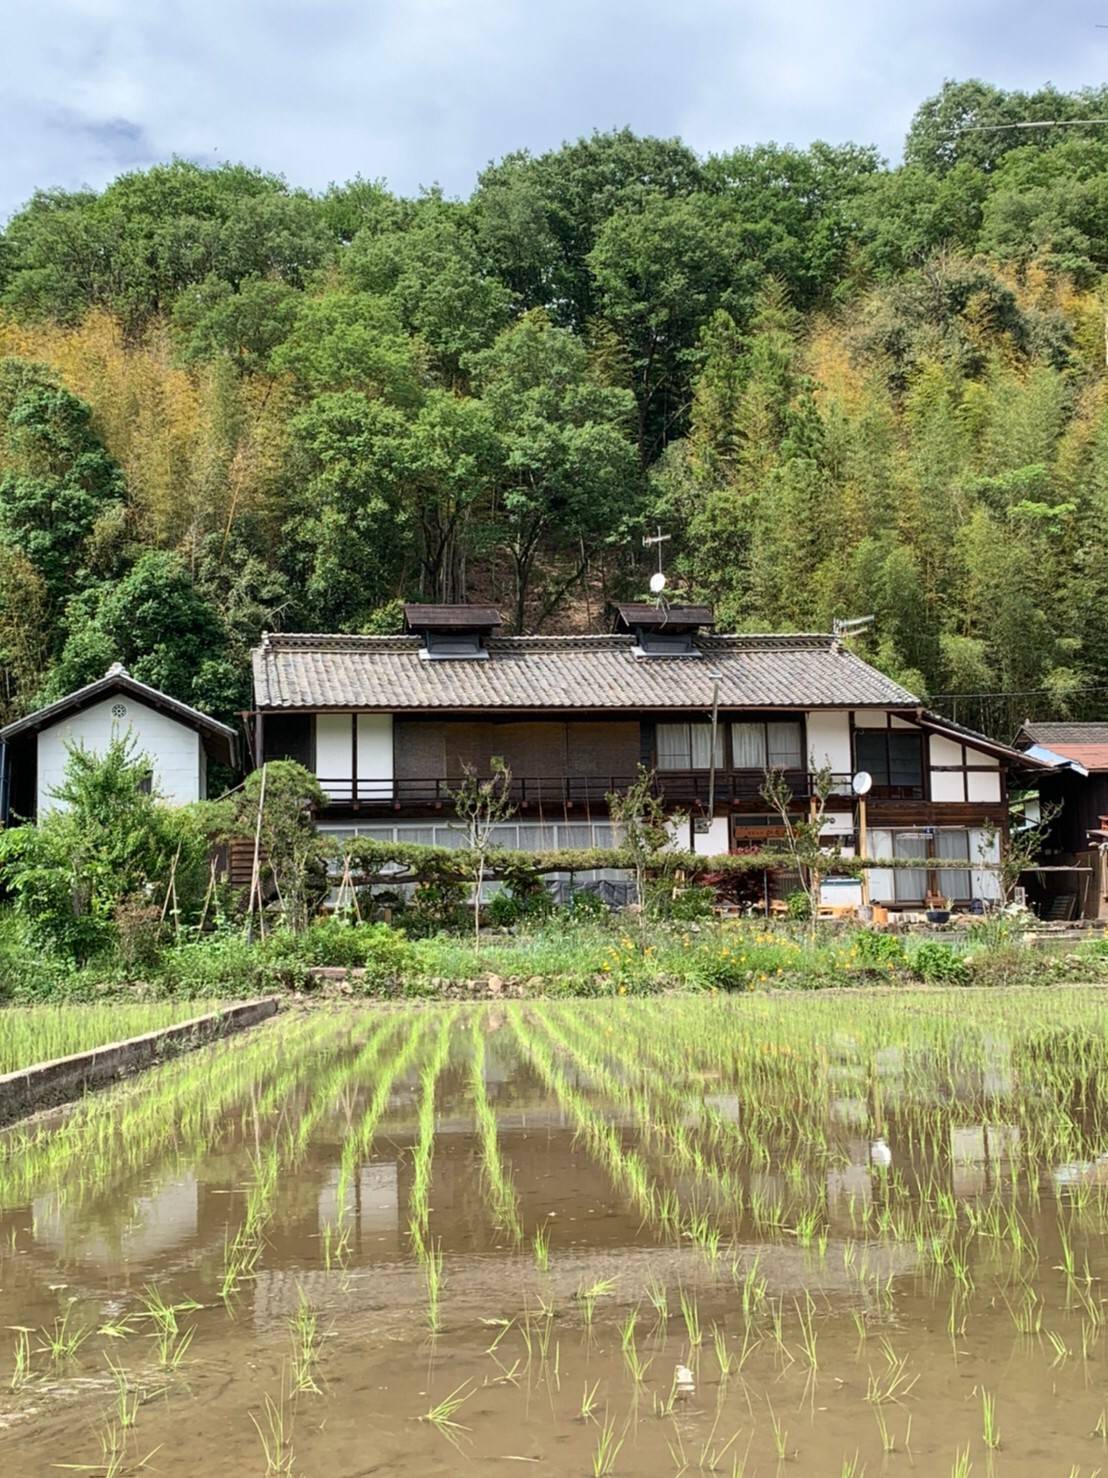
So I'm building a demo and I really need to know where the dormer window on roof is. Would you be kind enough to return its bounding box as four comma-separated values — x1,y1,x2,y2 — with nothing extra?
403,603,503,660
611,602,714,657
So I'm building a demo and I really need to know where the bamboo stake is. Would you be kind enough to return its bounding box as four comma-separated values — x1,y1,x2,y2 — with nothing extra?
246,762,268,943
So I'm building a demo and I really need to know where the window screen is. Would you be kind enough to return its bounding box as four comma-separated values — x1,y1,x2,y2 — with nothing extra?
656,724,690,770
732,721,803,770
767,721,803,769
657,723,723,770
893,832,928,902
936,828,971,900
732,723,767,768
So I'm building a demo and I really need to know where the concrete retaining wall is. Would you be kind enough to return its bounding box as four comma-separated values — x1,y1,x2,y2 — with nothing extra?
0,997,280,1126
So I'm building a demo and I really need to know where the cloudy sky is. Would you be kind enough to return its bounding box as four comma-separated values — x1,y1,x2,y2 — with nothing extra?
2,1,1104,219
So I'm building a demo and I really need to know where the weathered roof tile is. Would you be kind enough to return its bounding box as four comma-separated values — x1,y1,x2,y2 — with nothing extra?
252,632,920,712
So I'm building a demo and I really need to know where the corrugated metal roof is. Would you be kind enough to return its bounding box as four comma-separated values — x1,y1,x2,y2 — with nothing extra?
1048,743,1108,771
252,632,920,712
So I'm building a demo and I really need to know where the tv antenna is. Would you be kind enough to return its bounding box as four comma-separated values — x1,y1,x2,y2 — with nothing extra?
643,526,671,602
833,615,875,640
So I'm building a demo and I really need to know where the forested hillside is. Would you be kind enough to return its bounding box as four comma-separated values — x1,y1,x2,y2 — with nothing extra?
3,77,1108,740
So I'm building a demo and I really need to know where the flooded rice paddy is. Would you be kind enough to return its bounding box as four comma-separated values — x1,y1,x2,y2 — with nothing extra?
4,991,1108,1474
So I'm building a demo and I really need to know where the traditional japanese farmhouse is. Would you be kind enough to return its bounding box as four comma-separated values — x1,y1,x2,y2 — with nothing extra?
0,664,238,821
250,604,1041,912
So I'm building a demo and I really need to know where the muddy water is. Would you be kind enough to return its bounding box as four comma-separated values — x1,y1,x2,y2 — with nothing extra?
2,996,1108,1474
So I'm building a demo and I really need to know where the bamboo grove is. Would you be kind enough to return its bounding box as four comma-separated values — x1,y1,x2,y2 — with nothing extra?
4,80,1108,737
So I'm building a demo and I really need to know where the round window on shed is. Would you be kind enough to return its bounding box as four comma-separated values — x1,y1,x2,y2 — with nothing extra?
111,702,127,719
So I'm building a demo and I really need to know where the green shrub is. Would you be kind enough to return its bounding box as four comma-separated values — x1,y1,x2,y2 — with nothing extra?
651,881,717,921
852,930,907,971
0,737,211,963
486,885,554,928
785,891,811,921
912,941,970,986
565,889,610,923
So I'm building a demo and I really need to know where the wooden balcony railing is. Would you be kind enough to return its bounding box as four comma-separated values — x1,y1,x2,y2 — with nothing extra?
311,769,900,811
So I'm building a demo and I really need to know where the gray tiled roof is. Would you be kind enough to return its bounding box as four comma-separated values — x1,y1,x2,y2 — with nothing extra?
252,632,920,712
1020,721,1108,745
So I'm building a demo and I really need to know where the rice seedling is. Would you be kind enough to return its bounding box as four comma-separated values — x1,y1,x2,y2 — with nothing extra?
591,1411,625,1477
579,1379,601,1421
9,1327,33,1389
532,1224,551,1271
420,1379,475,1438
38,1305,91,1367
251,1388,295,1475
105,1354,140,1429
470,1013,523,1244
678,1288,702,1347
0,1001,223,1075
981,1388,999,1450
577,1277,616,1330
288,1287,322,1395
711,1322,734,1380
766,1398,789,1463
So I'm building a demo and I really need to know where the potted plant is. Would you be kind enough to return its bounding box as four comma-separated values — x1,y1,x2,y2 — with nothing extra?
926,896,952,926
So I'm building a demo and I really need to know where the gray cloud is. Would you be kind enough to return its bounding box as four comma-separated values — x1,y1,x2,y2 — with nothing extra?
1,0,1105,219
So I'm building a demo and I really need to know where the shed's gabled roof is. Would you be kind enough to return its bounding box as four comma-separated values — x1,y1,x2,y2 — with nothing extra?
612,603,715,632
1017,721,1108,772
252,631,921,712
402,603,502,632
0,666,238,767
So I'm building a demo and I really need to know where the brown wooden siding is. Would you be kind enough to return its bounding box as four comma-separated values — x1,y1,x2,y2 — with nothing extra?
394,719,639,784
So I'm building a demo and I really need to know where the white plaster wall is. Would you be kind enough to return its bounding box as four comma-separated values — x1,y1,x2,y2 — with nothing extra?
805,711,851,772
692,815,729,856
967,745,999,767
930,735,963,766
316,713,396,800
665,815,691,851
930,771,965,802
357,714,393,799
37,697,202,814
315,714,352,800
967,770,1002,803
853,709,889,728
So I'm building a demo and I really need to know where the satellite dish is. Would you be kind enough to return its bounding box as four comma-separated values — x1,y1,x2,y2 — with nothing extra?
649,571,667,594
851,771,873,796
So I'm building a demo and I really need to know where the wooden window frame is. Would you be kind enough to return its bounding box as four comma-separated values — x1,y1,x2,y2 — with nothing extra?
854,725,925,798
728,716,807,773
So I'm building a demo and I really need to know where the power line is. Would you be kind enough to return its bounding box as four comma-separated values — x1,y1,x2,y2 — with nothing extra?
931,683,1108,702
954,118,1108,134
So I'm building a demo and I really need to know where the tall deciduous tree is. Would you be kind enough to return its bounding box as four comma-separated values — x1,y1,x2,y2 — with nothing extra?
467,311,641,629
0,360,124,606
